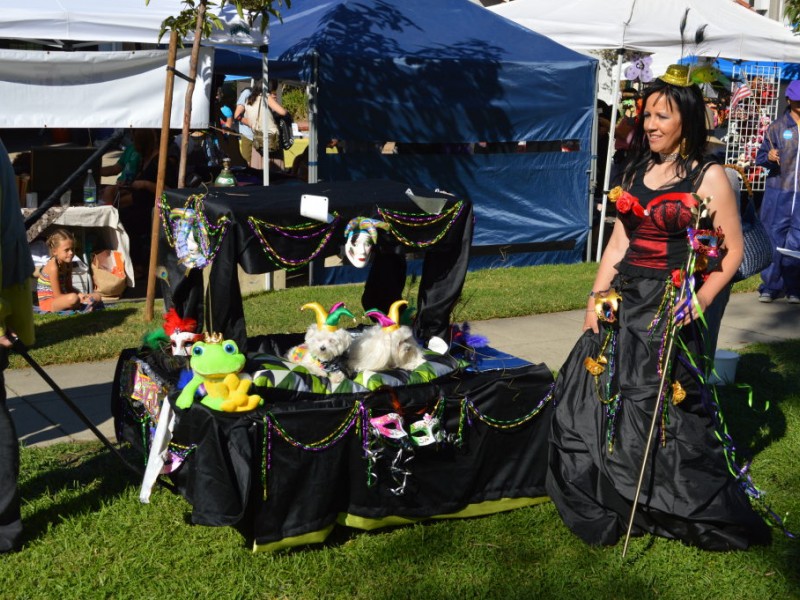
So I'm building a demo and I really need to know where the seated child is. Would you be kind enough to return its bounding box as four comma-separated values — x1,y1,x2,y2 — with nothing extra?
36,228,102,312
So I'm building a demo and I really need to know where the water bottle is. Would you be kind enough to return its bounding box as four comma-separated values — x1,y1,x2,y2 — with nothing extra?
83,169,97,205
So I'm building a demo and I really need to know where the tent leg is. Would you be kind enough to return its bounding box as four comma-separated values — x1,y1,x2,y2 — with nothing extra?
586,61,600,262
145,30,179,322
595,49,625,262
262,49,270,186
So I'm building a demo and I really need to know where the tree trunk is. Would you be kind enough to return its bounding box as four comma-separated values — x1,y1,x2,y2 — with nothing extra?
178,0,207,189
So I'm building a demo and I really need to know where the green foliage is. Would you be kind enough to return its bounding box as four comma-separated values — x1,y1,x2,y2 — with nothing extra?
2,341,798,598
281,86,308,121
147,0,291,44
787,0,800,33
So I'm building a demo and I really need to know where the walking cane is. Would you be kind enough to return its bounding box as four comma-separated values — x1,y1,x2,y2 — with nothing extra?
621,320,679,557
10,335,155,483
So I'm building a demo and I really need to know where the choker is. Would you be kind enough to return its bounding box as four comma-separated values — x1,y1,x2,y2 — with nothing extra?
659,152,679,162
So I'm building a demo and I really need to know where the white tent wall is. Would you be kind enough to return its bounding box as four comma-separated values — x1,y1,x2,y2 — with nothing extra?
0,48,212,129
0,0,268,129
0,0,266,47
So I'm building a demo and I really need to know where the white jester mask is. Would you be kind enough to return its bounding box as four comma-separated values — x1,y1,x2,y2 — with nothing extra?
345,230,374,268
171,330,203,356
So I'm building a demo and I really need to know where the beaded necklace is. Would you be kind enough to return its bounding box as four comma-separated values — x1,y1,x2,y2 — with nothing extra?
247,213,340,270
377,200,465,248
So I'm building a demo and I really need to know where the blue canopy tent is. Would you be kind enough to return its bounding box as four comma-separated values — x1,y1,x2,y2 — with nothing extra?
237,0,597,277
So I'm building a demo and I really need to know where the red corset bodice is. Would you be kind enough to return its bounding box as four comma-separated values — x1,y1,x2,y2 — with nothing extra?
615,173,698,272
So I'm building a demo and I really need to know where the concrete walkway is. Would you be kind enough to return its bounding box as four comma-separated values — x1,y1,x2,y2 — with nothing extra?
6,292,800,448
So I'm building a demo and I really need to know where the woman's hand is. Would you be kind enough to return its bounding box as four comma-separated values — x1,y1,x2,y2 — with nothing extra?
583,302,600,334
768,148,780,164
674,288,711,328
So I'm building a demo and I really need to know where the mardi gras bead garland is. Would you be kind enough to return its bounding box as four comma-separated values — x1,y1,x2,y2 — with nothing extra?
583,330,624,452
159,194,231,270
247,214,341,270
462,385,554,431
258,384,553,498
260,402,363,500
377,200,464,248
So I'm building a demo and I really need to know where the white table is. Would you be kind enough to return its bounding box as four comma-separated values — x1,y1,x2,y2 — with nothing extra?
23,204,135,287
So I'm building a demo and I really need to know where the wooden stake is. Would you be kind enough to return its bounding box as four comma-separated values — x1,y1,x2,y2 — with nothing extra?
145,30,179,322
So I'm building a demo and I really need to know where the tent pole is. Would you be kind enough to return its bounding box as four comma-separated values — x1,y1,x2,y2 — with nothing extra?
145,30,179,322
262,47,270,187
586,61,600,262
595,48,625,262
307,51,320,286
308,51,319,186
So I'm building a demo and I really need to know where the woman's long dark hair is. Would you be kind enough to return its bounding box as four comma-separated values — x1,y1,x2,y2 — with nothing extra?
621,78,708,188
245,79,264,106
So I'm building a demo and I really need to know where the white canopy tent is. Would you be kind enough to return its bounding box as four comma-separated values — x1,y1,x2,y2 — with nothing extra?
0,0,267,128
0,0,265,48
491,0,800,259
0,47,213,129
490,0,799,62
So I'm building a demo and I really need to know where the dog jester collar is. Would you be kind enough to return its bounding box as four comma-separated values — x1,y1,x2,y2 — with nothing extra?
289,344,347,376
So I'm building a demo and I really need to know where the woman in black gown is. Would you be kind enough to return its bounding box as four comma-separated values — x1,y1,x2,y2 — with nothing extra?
546,65,771,551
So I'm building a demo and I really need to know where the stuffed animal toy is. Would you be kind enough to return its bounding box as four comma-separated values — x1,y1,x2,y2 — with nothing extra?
286,302,355,383
348,300,426,373
175,332,262,412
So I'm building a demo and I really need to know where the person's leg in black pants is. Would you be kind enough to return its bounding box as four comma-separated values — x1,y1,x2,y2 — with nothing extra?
0,348,22,553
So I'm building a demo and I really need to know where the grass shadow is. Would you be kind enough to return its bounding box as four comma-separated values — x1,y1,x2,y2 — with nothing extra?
717,343,799,458
18,443,140,546
31,306,139,351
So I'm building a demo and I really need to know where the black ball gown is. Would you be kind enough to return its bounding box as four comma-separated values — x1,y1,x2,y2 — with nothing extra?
546,169,771,551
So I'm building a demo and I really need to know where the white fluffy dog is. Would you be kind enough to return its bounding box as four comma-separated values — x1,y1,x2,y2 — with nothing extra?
348,300,426,373
287,302,353,383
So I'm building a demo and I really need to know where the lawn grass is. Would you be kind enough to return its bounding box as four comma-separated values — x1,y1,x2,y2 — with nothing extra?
14,263,762,369
2,339,797,599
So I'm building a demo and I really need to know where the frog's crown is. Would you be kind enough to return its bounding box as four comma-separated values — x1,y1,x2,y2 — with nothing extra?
203,332,223,344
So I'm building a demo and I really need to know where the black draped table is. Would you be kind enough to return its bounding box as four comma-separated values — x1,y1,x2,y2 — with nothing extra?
113,179,555,551
113,344,555,552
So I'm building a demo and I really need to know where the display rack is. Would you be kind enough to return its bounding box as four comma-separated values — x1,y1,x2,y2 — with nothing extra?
724,64,782,192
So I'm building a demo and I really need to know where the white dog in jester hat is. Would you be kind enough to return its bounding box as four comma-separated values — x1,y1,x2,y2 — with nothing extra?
286,302,354,383
347,300,426,373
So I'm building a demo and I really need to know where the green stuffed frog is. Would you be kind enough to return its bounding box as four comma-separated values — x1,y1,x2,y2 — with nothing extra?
175,333,263,412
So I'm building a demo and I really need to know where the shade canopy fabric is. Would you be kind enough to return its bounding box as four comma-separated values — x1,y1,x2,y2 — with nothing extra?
491,0,800,64
260,0,597,266
267,0,595,144
0,48,212,129
0,0,266,46
0,0,265,128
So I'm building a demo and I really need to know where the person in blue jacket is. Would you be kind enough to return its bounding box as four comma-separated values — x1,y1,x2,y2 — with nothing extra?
755,79,800,303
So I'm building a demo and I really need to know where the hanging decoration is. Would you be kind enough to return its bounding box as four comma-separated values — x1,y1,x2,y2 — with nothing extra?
377,200,465,249
623,54,654,83
159,194,231,271
247,214,341,270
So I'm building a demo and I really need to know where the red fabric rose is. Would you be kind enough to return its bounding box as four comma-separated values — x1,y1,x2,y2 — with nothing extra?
614,191,644,218
670,268,683,288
